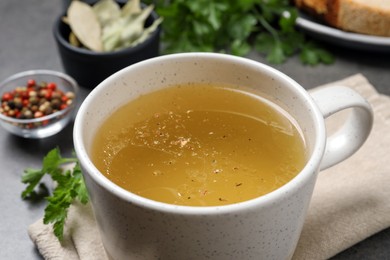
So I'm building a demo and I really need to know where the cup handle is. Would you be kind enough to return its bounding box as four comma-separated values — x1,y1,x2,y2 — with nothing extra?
309,85,373,171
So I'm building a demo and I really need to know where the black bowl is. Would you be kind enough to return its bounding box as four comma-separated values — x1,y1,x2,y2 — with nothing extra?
53,8,161,89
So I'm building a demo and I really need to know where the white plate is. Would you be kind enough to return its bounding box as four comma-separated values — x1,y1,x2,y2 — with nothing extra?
296,13,390,52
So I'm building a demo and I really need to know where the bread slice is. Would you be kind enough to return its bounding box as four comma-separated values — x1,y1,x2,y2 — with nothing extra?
294,0,390,37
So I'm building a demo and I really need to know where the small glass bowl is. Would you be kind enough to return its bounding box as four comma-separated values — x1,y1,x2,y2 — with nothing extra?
0,70,78,138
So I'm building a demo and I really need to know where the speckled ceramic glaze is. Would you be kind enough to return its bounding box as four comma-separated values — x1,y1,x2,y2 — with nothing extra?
74,53,373,260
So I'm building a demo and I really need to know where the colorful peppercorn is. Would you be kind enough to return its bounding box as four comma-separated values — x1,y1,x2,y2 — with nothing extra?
0,79,76,128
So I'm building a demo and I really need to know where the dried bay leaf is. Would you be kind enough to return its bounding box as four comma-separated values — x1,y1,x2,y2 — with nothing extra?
65,0,160,52
61,16,69,24
69,32,81,47
122,0,141,16
93,0,121,26
101,18,126,51
120,5,154,44
67,1,103,52
102,4,157,51
126,17,163,48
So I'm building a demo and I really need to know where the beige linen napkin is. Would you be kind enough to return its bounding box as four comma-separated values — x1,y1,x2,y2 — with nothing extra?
28,74,390,260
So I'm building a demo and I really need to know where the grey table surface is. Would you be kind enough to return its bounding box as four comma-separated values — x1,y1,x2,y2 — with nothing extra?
1,0,390,259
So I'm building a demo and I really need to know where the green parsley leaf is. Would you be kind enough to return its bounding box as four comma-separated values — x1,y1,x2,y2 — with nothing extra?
21,147,88,241
268,41,287,64
279,8,298,33
300,41,335,65
255,33,275,53
21,168,45,199
146,0,334,65
231,39,251,57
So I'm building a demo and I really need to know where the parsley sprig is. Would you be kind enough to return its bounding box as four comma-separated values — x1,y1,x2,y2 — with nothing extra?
146,0,333,65
21,148,88,241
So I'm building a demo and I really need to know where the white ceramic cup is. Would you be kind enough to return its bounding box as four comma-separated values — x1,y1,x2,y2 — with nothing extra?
74,53,373,260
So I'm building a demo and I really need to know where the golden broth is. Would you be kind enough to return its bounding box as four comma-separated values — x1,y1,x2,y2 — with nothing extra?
91,83,307,206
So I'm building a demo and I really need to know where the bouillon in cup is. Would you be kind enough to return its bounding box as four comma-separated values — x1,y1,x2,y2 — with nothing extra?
91,83,307,206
